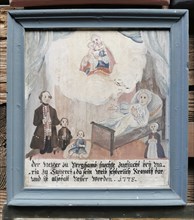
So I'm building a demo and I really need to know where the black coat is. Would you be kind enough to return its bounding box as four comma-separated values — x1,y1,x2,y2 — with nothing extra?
58,127,72,150
30,104,60,150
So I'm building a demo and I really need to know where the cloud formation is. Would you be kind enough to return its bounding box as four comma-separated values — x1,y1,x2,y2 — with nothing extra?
45,31,147,105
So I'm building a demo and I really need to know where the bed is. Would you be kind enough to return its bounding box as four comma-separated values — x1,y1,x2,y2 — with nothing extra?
91,90,165,156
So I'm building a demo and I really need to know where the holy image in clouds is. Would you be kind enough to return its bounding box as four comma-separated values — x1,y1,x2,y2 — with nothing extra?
45,31,147,106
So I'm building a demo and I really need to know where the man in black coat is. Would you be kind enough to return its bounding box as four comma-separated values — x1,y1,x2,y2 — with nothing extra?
30,91,60,154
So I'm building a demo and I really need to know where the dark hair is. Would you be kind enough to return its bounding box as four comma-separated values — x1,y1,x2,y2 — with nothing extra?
60,117,69,126
39,91,52,102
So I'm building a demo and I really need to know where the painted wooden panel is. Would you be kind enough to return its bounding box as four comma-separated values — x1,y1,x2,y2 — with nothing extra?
6,8,188,206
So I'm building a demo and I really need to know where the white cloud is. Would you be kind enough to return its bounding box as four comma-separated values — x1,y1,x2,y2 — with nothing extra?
45,31,147,105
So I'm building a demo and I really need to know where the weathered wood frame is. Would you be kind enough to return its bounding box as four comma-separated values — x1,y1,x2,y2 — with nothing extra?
7,9,188,206
9,0,170,8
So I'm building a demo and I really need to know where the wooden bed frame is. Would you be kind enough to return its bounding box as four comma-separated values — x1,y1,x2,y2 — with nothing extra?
91,116,164,156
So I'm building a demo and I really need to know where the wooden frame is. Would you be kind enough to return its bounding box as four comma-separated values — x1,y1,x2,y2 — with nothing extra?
9,0,170,7
7,9,188,206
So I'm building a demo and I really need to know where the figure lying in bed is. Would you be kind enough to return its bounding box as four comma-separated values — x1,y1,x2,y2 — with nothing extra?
99,89,155,136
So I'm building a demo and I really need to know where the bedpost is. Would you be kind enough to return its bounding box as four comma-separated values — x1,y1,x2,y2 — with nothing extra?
91,121,94,149
110,130,115,156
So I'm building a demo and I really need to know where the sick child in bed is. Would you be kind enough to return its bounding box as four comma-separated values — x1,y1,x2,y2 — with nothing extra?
100,89,152,136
